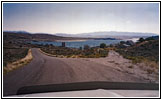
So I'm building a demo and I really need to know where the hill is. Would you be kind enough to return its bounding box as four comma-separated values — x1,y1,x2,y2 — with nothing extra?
55,31,157,39
3,31,30,34
3,32,90,43
116,36,159,63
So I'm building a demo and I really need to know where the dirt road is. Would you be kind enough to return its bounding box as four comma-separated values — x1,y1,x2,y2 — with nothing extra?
3,48,147,96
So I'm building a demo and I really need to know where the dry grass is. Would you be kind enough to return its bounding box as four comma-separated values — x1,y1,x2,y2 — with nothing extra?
39,48,57,57
143,59,159,69
3,49,33,74
143,59,159,75
40,46,109,58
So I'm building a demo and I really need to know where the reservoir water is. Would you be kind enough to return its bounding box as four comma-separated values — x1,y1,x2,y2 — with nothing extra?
31,39,122,48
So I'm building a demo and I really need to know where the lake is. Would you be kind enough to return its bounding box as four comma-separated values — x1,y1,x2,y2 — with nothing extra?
31,39,122,48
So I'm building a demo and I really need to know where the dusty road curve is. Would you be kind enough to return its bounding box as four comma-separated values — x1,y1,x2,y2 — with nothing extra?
3,48,145,96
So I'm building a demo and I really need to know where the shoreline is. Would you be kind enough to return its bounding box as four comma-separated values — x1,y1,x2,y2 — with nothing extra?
55,39,88,42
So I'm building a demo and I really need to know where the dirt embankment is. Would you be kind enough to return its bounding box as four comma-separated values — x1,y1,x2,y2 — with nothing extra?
3,49,33,74
87,50,159,83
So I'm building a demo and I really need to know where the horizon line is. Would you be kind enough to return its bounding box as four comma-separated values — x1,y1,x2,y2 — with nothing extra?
3,30,159,35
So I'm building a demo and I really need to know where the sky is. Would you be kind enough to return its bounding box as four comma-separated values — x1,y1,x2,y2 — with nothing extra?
3,3,159,34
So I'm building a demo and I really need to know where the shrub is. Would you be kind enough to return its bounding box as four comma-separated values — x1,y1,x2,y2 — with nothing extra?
3,48,28,67
41,45,109,58
109,44,113,47
99,49,108,57
120,41,126,44
100,43,106,48
79,47,82,50
84,45,90,50
138,38,145,42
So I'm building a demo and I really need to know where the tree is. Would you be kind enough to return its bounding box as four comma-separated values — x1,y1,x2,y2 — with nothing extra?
50,44,53,46
84,45,90,50
109,44,113,47
120,41,126,44
79,47,82,50
99,49,108,57
100,43,106,48
138,38,145,42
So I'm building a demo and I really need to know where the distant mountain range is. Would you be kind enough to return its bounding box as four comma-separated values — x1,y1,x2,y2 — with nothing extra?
55,31,157,39
3,31,90,42
4,31,158,39
4,31,30,34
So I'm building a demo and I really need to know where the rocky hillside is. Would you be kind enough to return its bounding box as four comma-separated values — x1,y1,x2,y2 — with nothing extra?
116,36,159,63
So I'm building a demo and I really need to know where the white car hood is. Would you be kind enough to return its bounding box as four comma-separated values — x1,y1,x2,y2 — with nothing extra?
7,89,159,97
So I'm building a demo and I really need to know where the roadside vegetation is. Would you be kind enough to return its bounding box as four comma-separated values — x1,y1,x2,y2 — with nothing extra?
116,36,159,69
41,43,109,58
3,49,33,74
3,47,29,67
3,40,33,74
